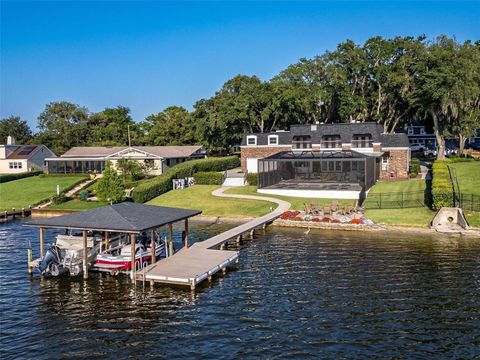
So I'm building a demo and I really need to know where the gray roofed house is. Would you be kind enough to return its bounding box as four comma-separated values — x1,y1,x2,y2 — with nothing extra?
240,122,411,199
45,145,207,175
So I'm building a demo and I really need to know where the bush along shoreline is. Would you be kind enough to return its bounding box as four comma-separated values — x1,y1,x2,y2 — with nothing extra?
132,156,240,203
0,170,42,183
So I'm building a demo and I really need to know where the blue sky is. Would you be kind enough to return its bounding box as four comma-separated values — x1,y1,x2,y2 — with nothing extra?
1,1,479,130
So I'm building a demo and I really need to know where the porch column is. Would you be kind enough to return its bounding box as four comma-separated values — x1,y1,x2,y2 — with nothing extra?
82,230,88,279
150,230,156,264
168,223,173,257
130,233,136,281
39,227,45,258
184,219,189,248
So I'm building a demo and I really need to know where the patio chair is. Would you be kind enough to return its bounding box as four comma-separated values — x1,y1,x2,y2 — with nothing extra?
323,205,332,216
331,199,339,213
303,203,312,215
311,200,321,215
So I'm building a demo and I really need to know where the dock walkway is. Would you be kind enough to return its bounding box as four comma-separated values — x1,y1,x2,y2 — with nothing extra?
136,187,291,289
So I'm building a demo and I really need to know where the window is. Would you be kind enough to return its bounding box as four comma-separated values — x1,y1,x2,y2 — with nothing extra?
292,135,312,149
268,135,278,146
382,155,389,171
247,136,257,146
408,128,414,135
8,162,22,169
352,134,372,148
321,135,341,149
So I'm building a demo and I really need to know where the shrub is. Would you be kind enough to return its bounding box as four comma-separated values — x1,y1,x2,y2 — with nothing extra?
246,173,258,186
132,156,240,203
194,171,224,185
50,194,68,205
410,158,421,176
0,170,42,183
96,161,126,203
431,160,454,210
409,171,418,178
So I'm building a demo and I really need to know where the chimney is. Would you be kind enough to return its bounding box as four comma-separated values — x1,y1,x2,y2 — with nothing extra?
7,135,15,145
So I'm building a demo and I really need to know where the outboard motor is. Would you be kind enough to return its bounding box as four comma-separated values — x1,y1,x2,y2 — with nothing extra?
37,245,64,276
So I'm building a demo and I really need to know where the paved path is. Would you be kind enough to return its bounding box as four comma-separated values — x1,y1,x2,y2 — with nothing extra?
35,176,99,209
195,187,291,249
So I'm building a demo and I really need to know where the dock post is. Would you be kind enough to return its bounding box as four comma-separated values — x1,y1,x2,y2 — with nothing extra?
220,243,226,250
104,231,110,249
222,267,227,274
39,227,45,258
151,230,156,264
168,223,173,257
184,219,189,248
236,235,242,245
82,230,88,280
3,211,7,222
130,233,136,281
22,208,25,218
12,208,15,220
250,229,255,237
27,247,32,274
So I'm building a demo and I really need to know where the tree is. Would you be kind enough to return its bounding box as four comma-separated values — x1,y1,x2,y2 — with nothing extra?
36,101,89,154
116,158,147,182
139,106,196,145
0,116,33,144
95,161,125,204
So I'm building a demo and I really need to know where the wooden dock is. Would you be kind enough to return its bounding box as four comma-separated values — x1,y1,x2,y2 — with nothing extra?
136,187,291,289
1,208,31,221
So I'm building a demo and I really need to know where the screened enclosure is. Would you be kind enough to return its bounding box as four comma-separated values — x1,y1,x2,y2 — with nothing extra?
258,151,380,191
47,160,106,174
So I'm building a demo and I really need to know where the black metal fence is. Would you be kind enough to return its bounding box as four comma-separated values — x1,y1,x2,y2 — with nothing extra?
363,190,426,209
456,193,480,212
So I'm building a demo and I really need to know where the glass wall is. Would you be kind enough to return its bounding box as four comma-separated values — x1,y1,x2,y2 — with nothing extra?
47,160,105,174
259,156,378,190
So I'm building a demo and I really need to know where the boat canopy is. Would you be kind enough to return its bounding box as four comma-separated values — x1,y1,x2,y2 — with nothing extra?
25,202,201,233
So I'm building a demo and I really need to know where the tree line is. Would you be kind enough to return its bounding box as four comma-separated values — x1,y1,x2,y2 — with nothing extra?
1,35,479,159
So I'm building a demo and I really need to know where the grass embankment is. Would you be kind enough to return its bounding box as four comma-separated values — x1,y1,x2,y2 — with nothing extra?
364,179,436,227
0,175,87,211
48,199,109,211
147,185,275,217
449,161,480,227
225,186,355,210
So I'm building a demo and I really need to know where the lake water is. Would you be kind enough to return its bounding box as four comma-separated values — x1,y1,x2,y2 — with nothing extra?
1,219,479,359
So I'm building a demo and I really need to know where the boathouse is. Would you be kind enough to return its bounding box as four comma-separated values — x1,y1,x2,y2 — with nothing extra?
25,202,201,280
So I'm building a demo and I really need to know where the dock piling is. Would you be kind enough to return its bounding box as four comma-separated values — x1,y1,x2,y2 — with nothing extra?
82,230,88,279
39,227,45,258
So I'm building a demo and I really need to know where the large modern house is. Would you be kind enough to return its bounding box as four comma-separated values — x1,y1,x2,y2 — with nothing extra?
45,145,207,175
241,122,410,199
0,136,56,173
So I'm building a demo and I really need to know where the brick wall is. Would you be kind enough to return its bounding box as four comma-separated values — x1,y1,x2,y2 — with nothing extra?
380,148,409,179
241,146,291,172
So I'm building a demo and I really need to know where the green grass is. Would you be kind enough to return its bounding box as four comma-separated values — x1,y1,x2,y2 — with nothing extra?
366,178,426,193
225,186,355,210
0,175,87,211
449,162,480,195
449,162,480,227
147,185,275,217
365,208,436,226
48,199,109,211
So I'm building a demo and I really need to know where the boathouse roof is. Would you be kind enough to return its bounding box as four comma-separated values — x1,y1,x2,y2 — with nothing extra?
25,202,201,233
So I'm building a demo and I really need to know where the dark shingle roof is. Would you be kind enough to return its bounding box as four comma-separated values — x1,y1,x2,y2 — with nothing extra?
24,202,201,233
379,134,409,147
241,122,408,147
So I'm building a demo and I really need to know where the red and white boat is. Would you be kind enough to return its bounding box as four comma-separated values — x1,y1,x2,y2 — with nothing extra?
93,240,166,274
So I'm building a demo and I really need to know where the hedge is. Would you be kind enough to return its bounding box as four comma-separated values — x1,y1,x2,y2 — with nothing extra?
193,171,224,185
132,156,240,203
0,170,42,183
431,160,454,210
246,173,258,186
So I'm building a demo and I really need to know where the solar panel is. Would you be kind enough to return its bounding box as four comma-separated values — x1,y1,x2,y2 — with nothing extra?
18,146,36,155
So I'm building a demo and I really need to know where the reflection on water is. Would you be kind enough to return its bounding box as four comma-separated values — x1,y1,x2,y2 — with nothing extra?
1,220,479,359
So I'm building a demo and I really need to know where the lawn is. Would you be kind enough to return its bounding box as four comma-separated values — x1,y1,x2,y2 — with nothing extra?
363,179,436,226
225,186,355,210
0,175,87,211
449,161,480,227
48,199,109,211
147,185,275,217
449,161,480,195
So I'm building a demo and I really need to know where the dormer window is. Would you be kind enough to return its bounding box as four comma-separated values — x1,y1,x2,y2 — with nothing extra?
268,135,279,146
321,135,341,149
292,135,312,150
247,136,257,146
352,134,372,148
